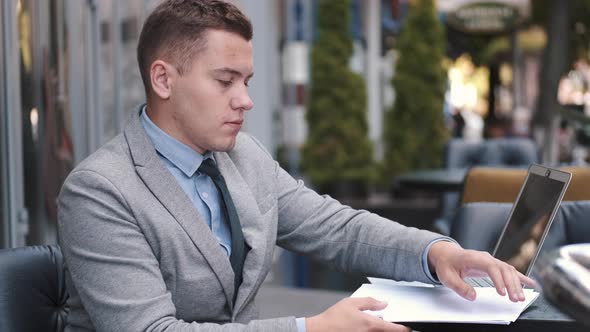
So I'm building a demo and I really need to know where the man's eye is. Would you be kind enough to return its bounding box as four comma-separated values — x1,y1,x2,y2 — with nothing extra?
218,80,232,87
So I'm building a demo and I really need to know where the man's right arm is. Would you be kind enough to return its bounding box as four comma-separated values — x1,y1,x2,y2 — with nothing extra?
305,298,410,332
58,169,296,332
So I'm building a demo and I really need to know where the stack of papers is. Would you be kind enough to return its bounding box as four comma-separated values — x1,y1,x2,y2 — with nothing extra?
351,281,539,325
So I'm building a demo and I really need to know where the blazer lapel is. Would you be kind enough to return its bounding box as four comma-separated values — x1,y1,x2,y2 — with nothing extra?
214,151,273,315
123,111,236,307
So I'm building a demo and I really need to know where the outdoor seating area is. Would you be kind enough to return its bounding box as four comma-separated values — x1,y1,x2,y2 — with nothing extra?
461,166,590,204
450,200,590,254
430,137,540,235
444,138,540,169
2,0,590,330
395,138,590,237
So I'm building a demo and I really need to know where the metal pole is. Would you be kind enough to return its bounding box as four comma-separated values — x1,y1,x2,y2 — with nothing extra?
365,0,382,160
113,1,124,133
87,0,103,151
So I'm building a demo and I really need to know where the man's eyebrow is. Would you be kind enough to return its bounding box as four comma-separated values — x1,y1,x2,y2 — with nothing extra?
211,67,254,79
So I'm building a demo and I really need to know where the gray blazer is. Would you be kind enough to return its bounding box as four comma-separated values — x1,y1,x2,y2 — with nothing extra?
58,109,443,331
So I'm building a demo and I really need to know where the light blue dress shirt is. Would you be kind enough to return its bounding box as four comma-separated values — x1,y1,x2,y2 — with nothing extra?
140,108,232,256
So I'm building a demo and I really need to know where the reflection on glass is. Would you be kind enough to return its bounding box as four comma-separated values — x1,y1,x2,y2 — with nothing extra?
505,212,550,273
19,0,40,244
19,0,74,245
30,107,39,141
494,173,565,274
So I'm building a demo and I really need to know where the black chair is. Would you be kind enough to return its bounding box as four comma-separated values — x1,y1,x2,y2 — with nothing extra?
434,138,539,235
450,200,590,254
0,245,69,332
480,138,540,166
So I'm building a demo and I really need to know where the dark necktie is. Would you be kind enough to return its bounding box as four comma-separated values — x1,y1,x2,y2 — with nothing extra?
198,158,246,300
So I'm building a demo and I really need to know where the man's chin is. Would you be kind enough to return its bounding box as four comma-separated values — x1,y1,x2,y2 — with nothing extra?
212,138,237,153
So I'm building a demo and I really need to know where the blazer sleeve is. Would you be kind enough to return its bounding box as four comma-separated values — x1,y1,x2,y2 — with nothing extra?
244,137,445,284
58,169,297,332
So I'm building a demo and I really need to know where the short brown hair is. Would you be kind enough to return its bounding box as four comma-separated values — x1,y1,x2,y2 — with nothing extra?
137,0,253,97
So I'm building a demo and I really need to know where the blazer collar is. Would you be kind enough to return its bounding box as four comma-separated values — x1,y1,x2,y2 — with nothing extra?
124,106,271,314
213,151,271,315
124,107,236,307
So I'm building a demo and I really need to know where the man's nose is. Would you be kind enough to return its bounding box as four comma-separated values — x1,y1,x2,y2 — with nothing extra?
232,90,254,111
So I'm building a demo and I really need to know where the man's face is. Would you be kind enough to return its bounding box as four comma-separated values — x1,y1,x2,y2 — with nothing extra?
168,29,254,154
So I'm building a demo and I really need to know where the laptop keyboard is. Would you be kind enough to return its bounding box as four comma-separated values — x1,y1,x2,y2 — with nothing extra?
466,276,494,287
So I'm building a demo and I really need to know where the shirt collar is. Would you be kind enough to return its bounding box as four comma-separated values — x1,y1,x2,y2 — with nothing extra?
140,105,212,177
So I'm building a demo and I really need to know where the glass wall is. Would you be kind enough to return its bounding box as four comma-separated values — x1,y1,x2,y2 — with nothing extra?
18,0,74,244
18,0,39,244
1,0,153,248
99,0,151,144
2,0,26,248
99,0,117,141
0,0,278,248
120,0,146,119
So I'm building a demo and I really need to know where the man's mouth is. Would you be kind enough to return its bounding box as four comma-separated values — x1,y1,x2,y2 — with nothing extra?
226,120,243,129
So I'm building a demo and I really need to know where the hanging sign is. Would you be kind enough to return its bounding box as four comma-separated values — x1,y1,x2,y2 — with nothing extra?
447,2,524,34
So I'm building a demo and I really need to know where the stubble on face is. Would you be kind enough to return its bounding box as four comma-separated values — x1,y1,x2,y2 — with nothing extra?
164,30,254,154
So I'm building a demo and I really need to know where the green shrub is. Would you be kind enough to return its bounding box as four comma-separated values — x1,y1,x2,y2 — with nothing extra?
302,0,375,189
383,0,449,178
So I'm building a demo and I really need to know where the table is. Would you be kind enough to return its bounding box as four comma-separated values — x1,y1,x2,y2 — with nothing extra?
394,168,468,192
393,168,469,234
258,285,587,332
408,295,585,332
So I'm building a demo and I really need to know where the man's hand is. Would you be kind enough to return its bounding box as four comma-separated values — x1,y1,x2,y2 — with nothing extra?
428,241,537,302
306,297,410,332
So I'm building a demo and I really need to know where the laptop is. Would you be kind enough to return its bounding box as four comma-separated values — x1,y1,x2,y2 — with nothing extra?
467,164,572,287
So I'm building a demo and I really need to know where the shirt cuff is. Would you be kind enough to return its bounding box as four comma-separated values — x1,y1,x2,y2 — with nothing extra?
422,237,459,284
296,317,306,332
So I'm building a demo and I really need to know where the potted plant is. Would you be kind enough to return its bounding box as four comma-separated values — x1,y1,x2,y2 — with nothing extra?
302,0,375,199
383,0,449,181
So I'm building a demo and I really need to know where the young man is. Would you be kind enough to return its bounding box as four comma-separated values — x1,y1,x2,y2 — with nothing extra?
58,1,535,331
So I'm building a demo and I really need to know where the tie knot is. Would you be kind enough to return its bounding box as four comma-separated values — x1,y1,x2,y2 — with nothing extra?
198,158,221,180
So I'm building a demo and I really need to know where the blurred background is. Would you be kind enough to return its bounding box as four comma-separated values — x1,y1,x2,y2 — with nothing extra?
2,0,590,291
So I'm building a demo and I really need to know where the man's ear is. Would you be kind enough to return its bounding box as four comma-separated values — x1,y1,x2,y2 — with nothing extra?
150,60,175,99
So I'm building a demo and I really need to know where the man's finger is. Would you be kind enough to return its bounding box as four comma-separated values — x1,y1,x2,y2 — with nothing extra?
349,297,388,311
370,318,411,332
486,264,507,297
519,274,538,289
440,269,476,301
357,306,411,332
501,266,523,302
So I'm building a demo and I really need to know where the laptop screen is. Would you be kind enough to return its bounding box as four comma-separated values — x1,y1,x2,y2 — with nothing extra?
493,169,568,275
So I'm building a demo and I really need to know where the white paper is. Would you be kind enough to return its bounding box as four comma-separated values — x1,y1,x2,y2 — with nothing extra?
351,283,539,324
367,277,434,288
